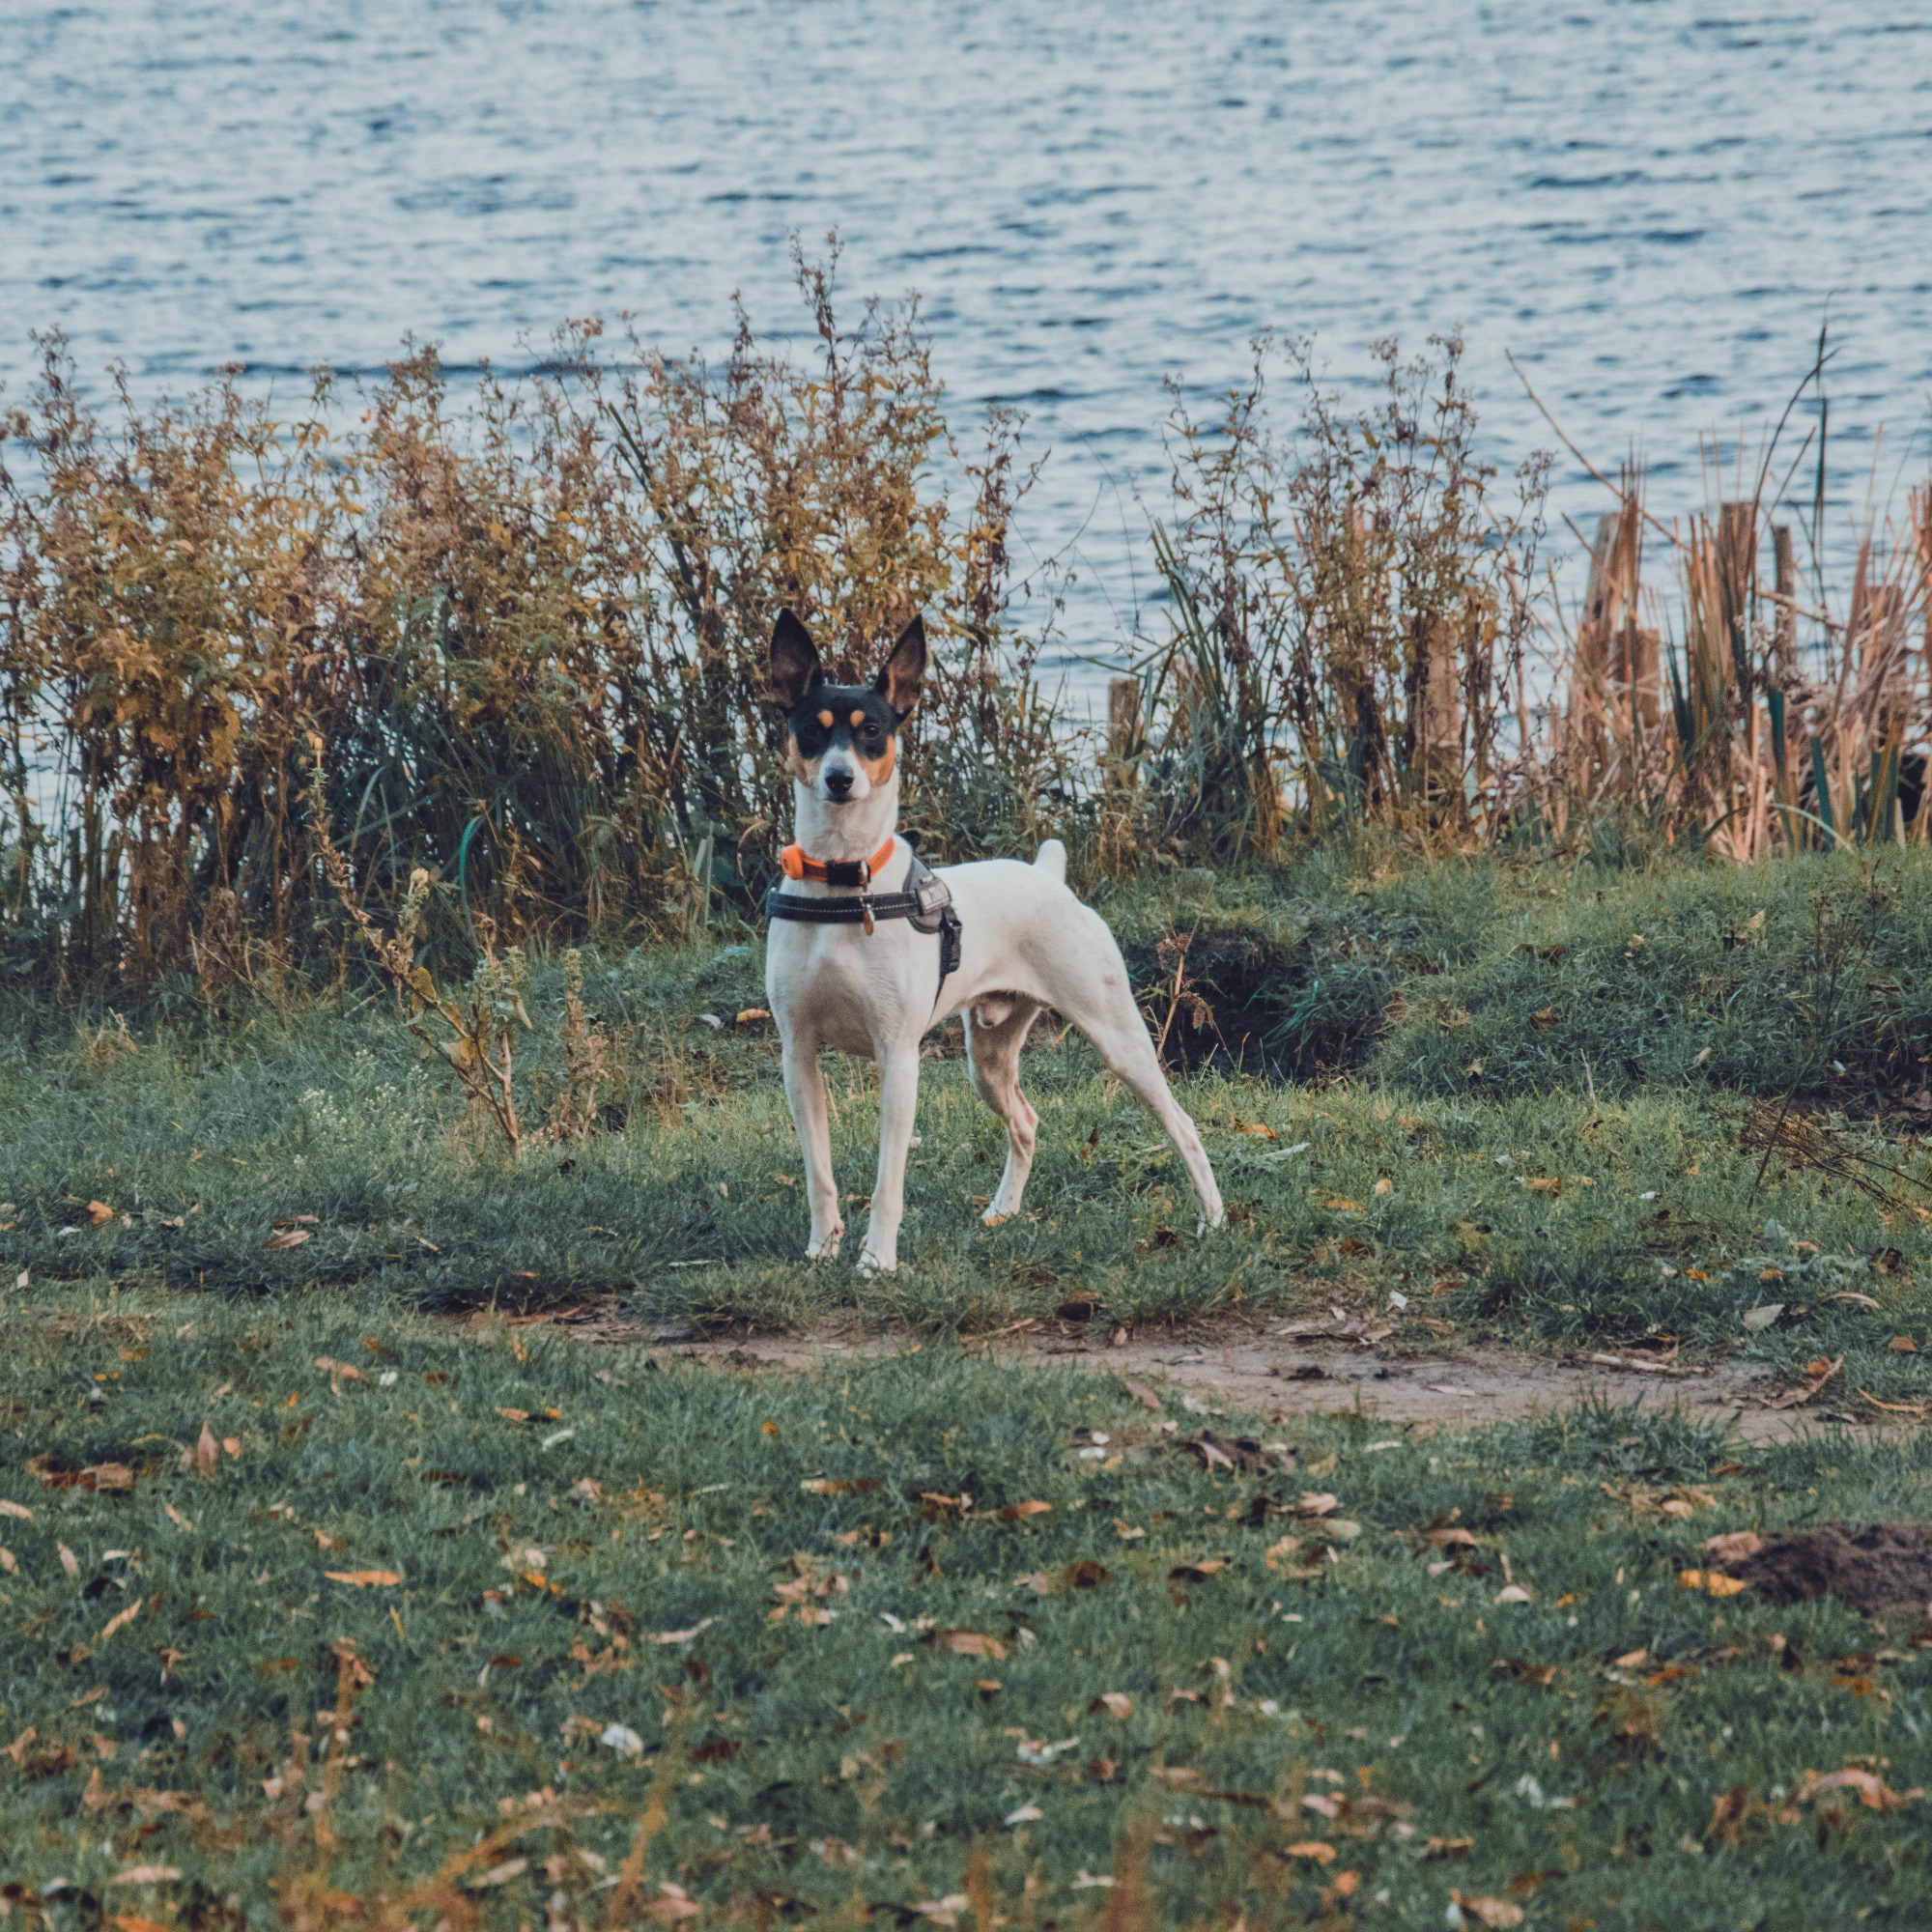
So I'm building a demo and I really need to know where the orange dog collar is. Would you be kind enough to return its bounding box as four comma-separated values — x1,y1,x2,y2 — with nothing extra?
779,835,898,887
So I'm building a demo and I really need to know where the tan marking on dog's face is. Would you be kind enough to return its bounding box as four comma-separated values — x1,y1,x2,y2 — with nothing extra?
857,735,896,786
849,708,866,728
786,730,820,783
817,709,835,729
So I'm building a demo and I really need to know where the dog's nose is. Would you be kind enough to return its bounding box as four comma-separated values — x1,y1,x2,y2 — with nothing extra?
823,766,854,799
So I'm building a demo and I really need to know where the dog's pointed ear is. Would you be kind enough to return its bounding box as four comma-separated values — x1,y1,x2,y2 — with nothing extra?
769,610,824,710
873,613,926,721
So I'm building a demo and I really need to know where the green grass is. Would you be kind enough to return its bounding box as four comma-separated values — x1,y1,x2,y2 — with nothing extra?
6,856,1932,1401
4,1286,1932,1927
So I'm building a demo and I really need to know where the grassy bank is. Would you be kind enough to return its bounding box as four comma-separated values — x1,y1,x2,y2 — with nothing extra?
4,1285,1931,1927
5,846,1932,1406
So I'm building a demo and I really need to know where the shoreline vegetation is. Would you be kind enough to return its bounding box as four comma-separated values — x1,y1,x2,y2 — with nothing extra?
6,254,1932,1923
1,249,1927,993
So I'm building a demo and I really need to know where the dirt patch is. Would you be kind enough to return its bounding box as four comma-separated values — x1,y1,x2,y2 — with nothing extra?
1723,1523,1932,1611
528,1307,1893,1441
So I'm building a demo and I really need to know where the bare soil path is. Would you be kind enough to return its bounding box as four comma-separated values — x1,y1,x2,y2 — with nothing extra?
530,1307,1900,1441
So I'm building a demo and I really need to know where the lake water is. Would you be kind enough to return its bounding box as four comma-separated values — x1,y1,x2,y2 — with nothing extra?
5,0,1930,710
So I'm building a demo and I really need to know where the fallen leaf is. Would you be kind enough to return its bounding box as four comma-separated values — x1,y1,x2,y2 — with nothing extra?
1678,1570,1749,1598
911,1896,970,1928
497,1406,530,1423
1764,1355,1843,1410
0,1500,29,1521
1121,1378,1162,1411
734,1008,771,1026
999,1500,1054,1521
1704,1531,1765,1565
1831,1291,1883,1310
59,1544,79,1577
108,1867,182,1887
1523,1176,1561,1195
99,1597,145,1642
649,1618,716,1645
1706,1783,1751,1845
264,1227,310,1251
1283,1841,1335,1864
1494,1584,1533,1605
1293,1492,1339,1518
467,1857,530,1889
1168,1559,1229,1582
327,1570,402,1588
1005,1803,1042,1826
1457,1897,1525,1929
1742,1303,1785,1331
1095,1692,1133,1719
1799,1767,1918,1810
928,1629,1008,1661
1860,1388,1931,1417
1889,1336,1918,1353
194,1423,220,1475
88,1201,115,1225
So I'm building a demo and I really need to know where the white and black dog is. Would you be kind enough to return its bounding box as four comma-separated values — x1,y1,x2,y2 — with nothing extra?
762,608,1223,1273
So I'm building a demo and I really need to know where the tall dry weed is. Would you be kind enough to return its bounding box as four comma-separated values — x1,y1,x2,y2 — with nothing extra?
0,245,1071,985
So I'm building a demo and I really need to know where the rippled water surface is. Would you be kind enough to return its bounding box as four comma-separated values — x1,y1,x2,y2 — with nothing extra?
5,1,1929,697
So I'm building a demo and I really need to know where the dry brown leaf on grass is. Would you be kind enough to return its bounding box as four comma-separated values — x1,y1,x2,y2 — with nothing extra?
99,1597,144,1642
87,1200,115,1225
0,1499,30,1521
1706,1783,1752,1846
1704,1531,1765,1565
108,1916,173,1932
1293,1492,1339,1518
1454,1896,1525,1929
1169,1559,1229,1582
1799,1767,1921,1810
1764,1355,1843,1410
1283,1841,1335,1864
108,1868,181,1887
1094,1691,1133,1719
999,1499,1053,1520
1121,1377,1163,1411
1679,1570,1749,1598
327,1569,402,1588
1861,1389,1932,1417
263,1227,310,1250
925,1629,1008,1661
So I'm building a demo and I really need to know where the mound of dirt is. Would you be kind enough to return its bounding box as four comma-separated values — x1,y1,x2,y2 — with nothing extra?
1726,1522,1932,1612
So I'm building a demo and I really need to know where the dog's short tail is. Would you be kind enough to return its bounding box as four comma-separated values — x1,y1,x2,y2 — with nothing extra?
1032,838,1067,885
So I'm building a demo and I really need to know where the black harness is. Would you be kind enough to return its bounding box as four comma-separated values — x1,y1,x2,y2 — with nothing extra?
764,838,964,1008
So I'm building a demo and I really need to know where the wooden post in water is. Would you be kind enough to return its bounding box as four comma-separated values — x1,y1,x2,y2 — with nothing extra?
1107,676,1142,769
1772,523,1798,685
1716,501,1757,682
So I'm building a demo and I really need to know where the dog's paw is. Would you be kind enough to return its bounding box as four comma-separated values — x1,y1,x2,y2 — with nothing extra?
980,1207,1009,1229
1197,1207,1228,1235
855,1247,896,1276
806,1227,844,1262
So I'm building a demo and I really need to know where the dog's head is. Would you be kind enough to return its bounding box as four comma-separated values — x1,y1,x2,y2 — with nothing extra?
768,610,926,806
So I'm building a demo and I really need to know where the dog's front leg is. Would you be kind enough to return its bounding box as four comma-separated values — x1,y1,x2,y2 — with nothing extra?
781,1035,843,1260
858,1041,922,1275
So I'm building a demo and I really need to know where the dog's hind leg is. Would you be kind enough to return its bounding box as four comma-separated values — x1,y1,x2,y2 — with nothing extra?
1052,944,1226,1233
781,1035,843,1260
859,1039,923,1275
964,998,1043,1222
